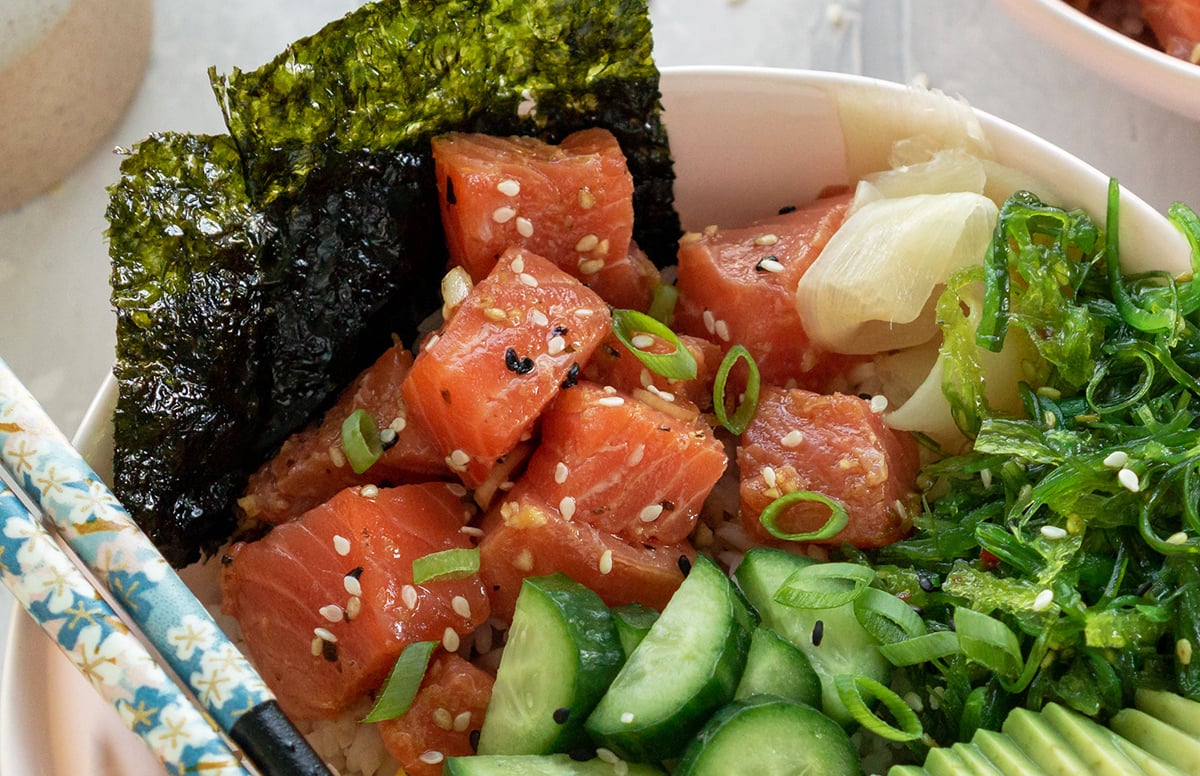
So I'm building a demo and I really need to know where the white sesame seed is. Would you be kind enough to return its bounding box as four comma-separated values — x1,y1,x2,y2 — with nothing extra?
329,444,347,468
333,535,351,556
483,306,507,321
360,484,379,499
453,711,473,732
449,449,470,467
432,707,454,730
419,751,445,765
596,239,610,256
529,309,549,327
402,585,419,610
701,309,716,335
446,482,468,497
1118,467,1141,493
1040,525,1068,540
389,416,408,434
559,496,577,520
452,595,472,619
319,605,343,623
1103,450,1129,469
1168,531,1189,545
597,396,625,407
575,234,600,252
548,335,566,356
492,206,517,224
346,596,362,620
574,308,595,318
754,233,779,246
758,258,785,273
627,444,645,466
630,334,655,349
639,368,654,388
761,466,777,488
1032,589,1054,612
714,319,731,342
781,430,804,448
639,504,664,523
980,468,993,489
314,627,338,643
620,712,635,724
443,627,461,652
509,255,525,274
599,549,614,574
496,178,520,197
578,188,596,209
869,395,889,413
579,258,605,275
516,217,534,238
460,525,484,537
344,575,363,597
519,272,539,288
310,637,323,657
647,385,675,402
424,333,441,351
596,748,619,764
555,461,570,485
903,691,925,713
1179,638,1194,666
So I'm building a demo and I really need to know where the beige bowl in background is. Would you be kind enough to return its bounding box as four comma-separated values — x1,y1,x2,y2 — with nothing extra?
0,0,152,212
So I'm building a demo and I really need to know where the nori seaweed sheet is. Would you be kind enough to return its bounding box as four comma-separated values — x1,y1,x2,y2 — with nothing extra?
109,0,677,567
212,0,679,263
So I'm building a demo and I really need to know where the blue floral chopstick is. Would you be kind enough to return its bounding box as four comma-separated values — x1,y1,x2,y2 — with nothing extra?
0,358,330,775
0,482,250,776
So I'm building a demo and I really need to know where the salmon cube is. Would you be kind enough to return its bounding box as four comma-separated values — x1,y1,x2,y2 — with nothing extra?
402,248,611,488
674,194,855,388
737,387,921,549
220,483,490,719
238,344,447,525
581,330,722,411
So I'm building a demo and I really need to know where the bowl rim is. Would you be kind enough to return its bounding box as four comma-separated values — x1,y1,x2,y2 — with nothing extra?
1,63,1191,775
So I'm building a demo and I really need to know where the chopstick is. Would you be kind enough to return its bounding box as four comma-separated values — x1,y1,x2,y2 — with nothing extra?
0,480,252,776
0,358,331,776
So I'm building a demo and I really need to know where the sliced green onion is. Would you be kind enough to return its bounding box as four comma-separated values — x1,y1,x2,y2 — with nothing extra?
647,283,679,325
361,640,437,723
412,548,481,584
954,606,1023,681
877,631,960,667
759,490,848,543
773,562,875,610
610,308,697,380
853,587,927,645
834,674,924,742
341,408,383,474
712,344,760,434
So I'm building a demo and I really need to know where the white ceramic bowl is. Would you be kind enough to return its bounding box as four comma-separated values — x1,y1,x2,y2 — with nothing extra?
994,0,1200,122
0,65,1191,774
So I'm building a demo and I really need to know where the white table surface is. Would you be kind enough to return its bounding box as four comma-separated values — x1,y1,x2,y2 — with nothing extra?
2,0,1199,770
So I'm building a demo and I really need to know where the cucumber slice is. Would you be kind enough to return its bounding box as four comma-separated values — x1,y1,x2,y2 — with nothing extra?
673,695,863,776
734,625,821,707
477,574,624,755
585,554,754,762
444,753,667,776
611,602,659,659
733,547,889,724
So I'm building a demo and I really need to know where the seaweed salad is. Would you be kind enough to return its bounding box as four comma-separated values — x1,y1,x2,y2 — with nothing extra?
107,0,680,567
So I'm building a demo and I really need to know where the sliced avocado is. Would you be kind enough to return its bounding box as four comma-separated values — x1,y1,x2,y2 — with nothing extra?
922,746,973,776
950,742,1003,775
972,730,1043,776
1041,702,1163,775
1135,688,1200,738
1002,707,1089,774
1111,708,1200,773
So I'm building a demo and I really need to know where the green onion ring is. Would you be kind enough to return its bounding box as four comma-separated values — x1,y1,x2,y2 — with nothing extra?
773,562,874,610
954,606,1023,681
853,587,928,645
712,344,761,434
877,631,961,667
611,308,697,380
361,640,437,722
834,674,924,742
341,408,383,474
412,548,481,585
758,490,848,543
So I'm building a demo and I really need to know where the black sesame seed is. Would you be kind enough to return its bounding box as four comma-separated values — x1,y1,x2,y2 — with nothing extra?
754,255,780,272
441,389,452,404
379,428,399,451
603,343,621,358
553,707,571,724
1136,580,1154,596
917,570,935,593
858,393,873,400
504,347,535,375
812,619,825,647
660,499,676,511
468,729,481,752
569,747,596,762
446,177,457,205
322,640,339,662
552,325,569,337
678,555,692,576
778,204,797,215
348,566,365,579
561,362,581,389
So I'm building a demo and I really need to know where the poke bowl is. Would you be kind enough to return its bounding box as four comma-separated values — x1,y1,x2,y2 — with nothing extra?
994,0,1200,122
2,59,1196,776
